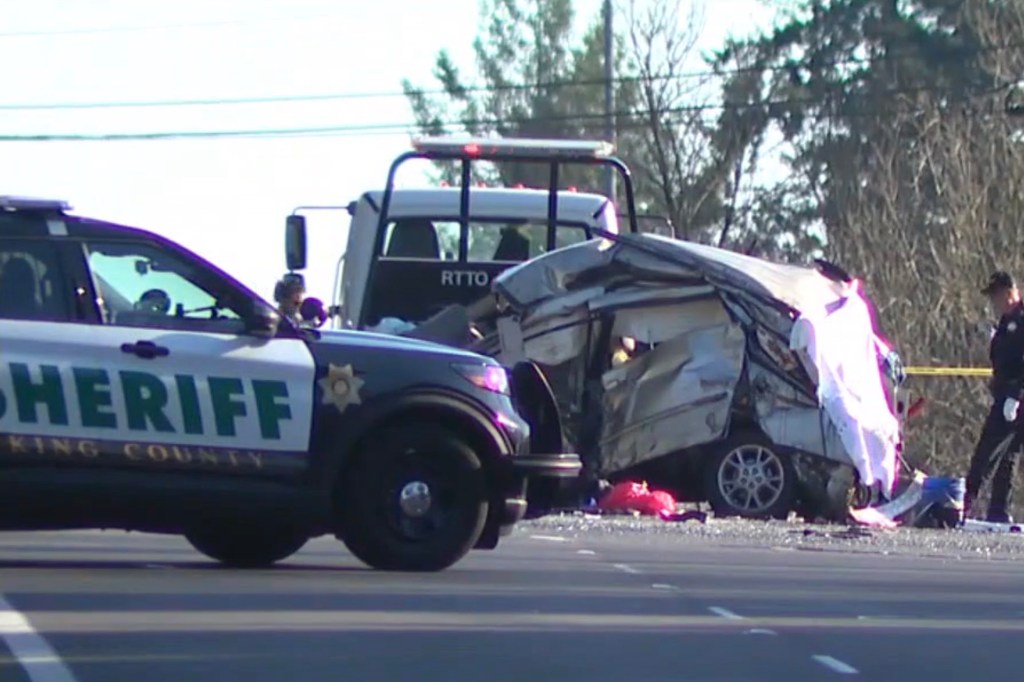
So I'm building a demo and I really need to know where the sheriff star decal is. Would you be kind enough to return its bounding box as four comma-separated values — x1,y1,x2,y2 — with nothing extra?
318,364,364,414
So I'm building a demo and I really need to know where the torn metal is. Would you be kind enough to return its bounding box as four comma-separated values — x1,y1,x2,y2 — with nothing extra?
482,233,904,517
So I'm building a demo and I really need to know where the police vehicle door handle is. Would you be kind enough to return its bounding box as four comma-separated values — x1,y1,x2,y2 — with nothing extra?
120,340,170,360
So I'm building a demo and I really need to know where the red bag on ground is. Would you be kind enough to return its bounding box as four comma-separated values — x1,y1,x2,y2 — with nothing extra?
598,481,676,516
644,490,677,516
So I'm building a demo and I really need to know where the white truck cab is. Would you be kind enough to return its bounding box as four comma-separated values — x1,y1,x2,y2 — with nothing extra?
284,137,640,332
338,187,621,330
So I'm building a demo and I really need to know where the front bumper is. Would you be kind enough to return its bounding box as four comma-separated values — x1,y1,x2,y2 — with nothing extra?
492,454,582,535
511,452,583,479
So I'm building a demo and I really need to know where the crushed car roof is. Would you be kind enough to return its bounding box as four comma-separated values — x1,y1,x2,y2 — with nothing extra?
493,233,852,316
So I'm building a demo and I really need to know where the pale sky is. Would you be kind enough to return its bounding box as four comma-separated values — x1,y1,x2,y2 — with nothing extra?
0,0,774,302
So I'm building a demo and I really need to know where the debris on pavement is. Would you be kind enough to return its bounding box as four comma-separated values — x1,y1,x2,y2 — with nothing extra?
583,481,708,523
849,506,900,529
792,526,877,540
961,519,1024,534
852,471,964,529
522,510,1024,560
659,510,709,524
596,481,677,517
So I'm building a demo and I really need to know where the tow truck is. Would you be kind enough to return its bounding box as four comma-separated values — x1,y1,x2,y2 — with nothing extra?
282,137,641,336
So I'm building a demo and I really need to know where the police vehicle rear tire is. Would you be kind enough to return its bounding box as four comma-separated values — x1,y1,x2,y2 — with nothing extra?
339,423,489,572
185,524,309,568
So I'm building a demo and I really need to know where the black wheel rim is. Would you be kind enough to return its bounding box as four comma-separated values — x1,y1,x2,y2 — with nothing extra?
374,452,463,543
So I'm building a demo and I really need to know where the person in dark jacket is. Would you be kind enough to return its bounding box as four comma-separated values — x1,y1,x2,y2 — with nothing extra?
965,271,1024,523
274,273,305,324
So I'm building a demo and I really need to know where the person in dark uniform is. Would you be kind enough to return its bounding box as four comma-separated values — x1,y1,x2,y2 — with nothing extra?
274,273,305,324
965,271,1024,523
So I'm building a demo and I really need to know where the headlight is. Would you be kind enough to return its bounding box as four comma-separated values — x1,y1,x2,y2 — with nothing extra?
452,363,510,395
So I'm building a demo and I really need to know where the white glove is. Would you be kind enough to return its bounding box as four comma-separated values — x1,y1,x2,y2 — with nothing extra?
1004,398,1020,422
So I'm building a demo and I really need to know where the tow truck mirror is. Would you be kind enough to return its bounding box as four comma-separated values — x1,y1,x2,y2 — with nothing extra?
246,303,281,338
285,214,308,271
300,296,328,328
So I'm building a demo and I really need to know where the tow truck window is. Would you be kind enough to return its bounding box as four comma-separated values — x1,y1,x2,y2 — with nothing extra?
83,240,246,334
0,238,70,322
379,219,589,263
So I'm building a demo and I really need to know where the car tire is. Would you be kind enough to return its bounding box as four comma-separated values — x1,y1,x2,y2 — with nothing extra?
185,524,309,568
339,422,489,572
703,434,795,520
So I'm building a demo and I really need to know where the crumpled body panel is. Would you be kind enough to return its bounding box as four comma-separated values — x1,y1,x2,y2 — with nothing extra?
490,234,901,488
597,318,745,473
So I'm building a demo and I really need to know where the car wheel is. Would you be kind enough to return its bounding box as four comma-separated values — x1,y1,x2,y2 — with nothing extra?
339,423,489,571
704,436,795,519
185,524,308,568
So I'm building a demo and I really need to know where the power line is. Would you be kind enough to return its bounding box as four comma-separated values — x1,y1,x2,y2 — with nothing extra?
0,125,389,141
2,41,1020,111
0,11,343,39
0,82,1004,143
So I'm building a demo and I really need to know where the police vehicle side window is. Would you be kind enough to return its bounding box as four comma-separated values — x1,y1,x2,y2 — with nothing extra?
83,240,246,334
0,238,71,322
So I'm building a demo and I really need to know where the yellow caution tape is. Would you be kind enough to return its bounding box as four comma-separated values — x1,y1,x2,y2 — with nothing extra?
904,367,992,377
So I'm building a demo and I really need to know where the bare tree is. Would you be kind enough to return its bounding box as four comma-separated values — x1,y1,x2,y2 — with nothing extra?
819,1,1024,482
622,0,725,240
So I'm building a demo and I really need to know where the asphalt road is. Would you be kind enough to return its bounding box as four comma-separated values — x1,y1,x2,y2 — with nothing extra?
1,522,1023,682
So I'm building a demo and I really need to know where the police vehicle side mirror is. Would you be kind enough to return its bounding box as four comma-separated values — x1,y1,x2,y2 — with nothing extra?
285,215,308,271
299,297,328,328
246,304,281,338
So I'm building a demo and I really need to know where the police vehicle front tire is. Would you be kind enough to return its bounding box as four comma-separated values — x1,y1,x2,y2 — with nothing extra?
185,525,309,568
339,423,489,572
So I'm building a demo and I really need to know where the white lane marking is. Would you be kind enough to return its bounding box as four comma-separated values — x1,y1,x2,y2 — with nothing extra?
813,655,859,675
0,595,77,682
613,563,642,574
576,550,596,556
529,535,568,542
744,628,778,636
708,606,745,620
651,583,676,591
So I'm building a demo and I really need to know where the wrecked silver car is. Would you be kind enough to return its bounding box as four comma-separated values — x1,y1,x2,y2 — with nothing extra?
472,233,906,521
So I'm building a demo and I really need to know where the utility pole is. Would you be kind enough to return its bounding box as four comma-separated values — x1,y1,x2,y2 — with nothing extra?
603,0,616,201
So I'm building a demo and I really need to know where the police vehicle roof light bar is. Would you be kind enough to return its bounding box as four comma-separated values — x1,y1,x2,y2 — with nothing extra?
0,195,71,211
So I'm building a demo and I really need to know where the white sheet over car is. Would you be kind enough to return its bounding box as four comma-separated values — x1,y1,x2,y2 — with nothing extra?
790,284,901,494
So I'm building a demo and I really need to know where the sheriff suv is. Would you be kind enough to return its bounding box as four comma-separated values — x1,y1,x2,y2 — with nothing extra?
0,196,580,571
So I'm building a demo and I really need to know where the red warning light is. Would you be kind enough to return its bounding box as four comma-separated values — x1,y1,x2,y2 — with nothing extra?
439,181,450,187
463,143,481,156
567,186,578,192
513,183,525,189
